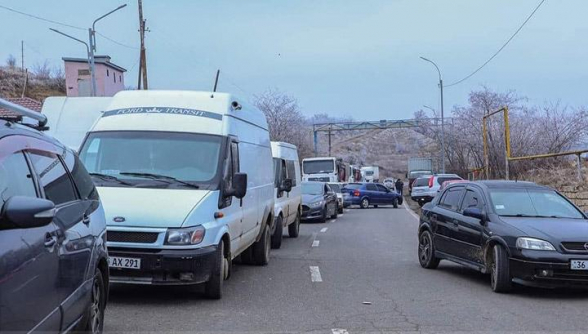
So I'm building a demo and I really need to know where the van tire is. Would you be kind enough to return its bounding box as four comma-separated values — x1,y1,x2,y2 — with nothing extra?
288,211,300,238
205,241,227,299
271,216,283,249
253,224,271,266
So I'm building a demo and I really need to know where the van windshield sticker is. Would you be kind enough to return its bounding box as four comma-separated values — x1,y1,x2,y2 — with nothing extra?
102,107,223,120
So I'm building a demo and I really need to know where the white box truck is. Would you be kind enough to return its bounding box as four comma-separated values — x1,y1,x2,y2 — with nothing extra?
361,166,380,183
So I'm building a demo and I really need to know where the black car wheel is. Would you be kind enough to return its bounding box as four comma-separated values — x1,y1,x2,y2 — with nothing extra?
418,230,440,269
490,245,512,293
360,198,370,209
288,211,300,238
271,215,283,249
83,268,106,333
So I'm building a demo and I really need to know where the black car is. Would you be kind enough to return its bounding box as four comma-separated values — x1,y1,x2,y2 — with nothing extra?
0,101,108,332
301,181,338,223
418,180,588,292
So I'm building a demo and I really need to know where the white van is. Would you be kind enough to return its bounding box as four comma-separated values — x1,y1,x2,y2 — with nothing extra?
270,142,302,249
77,90,275,299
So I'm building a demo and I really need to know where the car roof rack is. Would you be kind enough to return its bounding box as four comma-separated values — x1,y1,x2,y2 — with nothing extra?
0,97,48,131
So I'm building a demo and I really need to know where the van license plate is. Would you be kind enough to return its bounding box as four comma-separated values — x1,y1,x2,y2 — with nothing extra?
109,256,141,269
570,260,588,270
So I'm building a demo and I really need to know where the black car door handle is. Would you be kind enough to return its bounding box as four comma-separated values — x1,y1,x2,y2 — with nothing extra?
83,214,91,225
44,233,57,248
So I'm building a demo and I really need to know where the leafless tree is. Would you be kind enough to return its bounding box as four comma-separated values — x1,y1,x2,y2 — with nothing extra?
32,60,52,80
6,54,17,69
254,89,314,158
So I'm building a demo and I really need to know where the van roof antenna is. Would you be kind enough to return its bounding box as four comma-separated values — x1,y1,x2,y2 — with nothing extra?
211,69,220,98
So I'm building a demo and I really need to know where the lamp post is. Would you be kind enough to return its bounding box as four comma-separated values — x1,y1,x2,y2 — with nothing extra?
49,28,93,95
89,4,127,97
420,56,445,173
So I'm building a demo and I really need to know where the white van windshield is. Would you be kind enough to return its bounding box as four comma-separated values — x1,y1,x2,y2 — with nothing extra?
79,131,223,188
303,160,335,174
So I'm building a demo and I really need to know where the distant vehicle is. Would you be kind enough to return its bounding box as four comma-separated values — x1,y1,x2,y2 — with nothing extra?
407,157,433,192
301,182,338,223
343,183,402,209
349,165,362,182
42,96,112,151
411,174,462,206
271,141,302,249
0,98,108,333
383,178,395,189
302,157,349,182
418,180,588,292
328,182,346,214
78,90,275,299
361,166,380,183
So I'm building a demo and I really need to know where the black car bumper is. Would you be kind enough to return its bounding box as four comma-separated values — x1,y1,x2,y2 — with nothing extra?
510,257,588,288
301,205,324,220
108,246,217,285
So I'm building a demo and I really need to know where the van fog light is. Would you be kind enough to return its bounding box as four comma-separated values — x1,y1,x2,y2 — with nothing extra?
538,269,553,277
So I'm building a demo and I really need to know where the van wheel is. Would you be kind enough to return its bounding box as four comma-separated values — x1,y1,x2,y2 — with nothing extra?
490,245,512,293
205,241,227,299
360,198,370,209
271,216,283,249
253,224,271,266
418,230,440,269
288,211,300,238
393,198,398,208
82,268,106,333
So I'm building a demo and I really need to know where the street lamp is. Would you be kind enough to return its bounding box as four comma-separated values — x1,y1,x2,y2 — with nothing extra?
420,56,446,174
423,105,435,113
89,4,127,96
49,28,93,94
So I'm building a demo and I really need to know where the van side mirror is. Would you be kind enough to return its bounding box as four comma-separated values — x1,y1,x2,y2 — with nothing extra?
280,178,293,193
1,196,55,229
226,173,247,199
463,207,485,222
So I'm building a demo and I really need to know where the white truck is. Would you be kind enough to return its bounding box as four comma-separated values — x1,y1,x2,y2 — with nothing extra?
77,90,275,299
302,157,348,182
270,142,302,249
361,166,380,183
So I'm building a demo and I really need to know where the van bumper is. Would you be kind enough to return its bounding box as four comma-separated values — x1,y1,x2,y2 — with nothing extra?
108,246,217,285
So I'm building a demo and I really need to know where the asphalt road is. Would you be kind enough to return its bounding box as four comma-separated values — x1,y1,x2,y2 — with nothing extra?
105,204,588,333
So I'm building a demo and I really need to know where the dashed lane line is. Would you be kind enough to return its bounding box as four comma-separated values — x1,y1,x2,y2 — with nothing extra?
320,227,328,233
331,329,349,334
310,266,322,282
312,240,320,247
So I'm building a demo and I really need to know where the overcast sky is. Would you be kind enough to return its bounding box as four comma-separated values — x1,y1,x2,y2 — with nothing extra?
1,0,586,120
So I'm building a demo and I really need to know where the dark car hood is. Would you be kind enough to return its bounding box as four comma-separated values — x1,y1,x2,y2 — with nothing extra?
302,194,323,204
500,217,588,241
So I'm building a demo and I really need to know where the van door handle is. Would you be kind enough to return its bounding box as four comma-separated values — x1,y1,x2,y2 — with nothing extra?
44,233,57,248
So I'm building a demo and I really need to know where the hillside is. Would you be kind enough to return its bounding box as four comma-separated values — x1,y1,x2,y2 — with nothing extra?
0,65,65,101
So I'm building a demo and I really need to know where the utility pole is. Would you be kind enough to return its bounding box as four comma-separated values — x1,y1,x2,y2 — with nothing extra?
326,128,334,156
420,56,446,173
21,40,24,74
137,0,148,90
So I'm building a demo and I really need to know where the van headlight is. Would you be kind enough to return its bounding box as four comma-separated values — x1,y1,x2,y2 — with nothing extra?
165,226,205,245
516,237,555,251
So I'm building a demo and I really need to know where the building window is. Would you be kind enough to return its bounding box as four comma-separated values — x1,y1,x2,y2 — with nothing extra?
114,73,116,83
107,69,109,77
78,69,90,76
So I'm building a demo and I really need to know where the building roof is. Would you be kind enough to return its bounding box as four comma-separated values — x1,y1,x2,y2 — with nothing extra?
62,55,127,72
0,97,42,119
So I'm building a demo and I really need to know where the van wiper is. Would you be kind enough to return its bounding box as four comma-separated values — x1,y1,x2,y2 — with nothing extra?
89,173,133,186
119,172,199,189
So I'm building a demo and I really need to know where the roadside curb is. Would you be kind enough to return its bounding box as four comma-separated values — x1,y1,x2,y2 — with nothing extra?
403,201,420,221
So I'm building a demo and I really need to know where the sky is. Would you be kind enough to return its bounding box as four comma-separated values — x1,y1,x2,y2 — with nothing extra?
1,0,587,121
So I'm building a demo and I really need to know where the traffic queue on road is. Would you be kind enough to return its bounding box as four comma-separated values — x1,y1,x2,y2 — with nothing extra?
0,92,403,333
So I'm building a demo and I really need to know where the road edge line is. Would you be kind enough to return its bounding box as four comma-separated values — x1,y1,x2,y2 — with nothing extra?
403,200,420,221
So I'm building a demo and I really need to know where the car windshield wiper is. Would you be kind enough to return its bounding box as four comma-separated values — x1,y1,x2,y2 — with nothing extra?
502,214,556,218
119,172,199,189
89,173,133,186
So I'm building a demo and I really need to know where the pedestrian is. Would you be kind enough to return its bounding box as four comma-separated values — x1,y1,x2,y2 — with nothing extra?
395,178,403,196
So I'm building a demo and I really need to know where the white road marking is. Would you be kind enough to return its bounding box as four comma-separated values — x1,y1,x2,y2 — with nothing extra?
332,219,337,223
310,266,322,282
320,227,328,233
332,329,349,334
403,201,420,221
312,240,320,247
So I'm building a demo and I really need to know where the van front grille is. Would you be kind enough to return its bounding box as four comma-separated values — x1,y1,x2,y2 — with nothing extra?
107,231,159,244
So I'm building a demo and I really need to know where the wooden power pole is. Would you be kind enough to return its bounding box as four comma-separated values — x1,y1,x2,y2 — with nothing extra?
137,0,148,89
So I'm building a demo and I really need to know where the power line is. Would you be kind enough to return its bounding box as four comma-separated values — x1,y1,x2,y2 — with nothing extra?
96,32,139,50
445,0,547,88
0,4,84,30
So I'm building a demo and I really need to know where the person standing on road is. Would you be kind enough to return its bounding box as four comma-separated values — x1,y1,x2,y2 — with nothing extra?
395,178,404,196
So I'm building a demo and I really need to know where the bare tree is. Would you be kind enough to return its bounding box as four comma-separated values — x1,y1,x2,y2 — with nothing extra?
6,54,16,69
254,89,313,158
32,60,52,80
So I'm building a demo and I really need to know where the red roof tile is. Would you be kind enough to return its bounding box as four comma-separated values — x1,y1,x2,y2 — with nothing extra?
0,97,42,119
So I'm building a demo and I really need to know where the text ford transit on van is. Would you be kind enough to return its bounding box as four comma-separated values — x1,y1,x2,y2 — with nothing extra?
78,90,275,299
